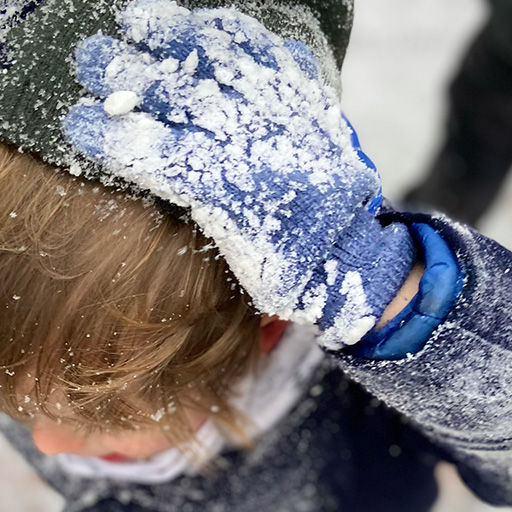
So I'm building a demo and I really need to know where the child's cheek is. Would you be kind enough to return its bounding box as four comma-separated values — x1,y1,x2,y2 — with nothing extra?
98,431,175,459
98,411,207,459
32,424,87,456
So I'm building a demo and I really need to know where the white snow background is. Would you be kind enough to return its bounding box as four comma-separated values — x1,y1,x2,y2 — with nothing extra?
1,0,511,510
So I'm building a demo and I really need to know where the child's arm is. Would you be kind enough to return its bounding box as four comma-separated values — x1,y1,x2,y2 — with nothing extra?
335,214,512,507
375,260,424,330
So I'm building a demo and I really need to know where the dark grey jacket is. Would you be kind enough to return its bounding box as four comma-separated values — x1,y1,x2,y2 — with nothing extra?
1,212,512,511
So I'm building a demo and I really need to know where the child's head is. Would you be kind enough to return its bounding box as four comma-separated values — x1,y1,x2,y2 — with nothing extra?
0,143,262,458
0,0,357,460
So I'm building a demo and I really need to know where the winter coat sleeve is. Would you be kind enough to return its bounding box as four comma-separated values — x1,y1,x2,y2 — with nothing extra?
332,213,512,506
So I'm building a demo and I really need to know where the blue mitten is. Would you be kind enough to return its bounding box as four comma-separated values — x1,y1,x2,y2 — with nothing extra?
63,0,414,349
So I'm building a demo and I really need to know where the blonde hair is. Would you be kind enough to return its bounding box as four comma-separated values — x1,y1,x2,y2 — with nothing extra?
0,144,261,448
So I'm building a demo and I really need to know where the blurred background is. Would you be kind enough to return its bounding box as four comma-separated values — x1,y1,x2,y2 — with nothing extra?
1,0,511,510
343,0,512,247
343,1,512,510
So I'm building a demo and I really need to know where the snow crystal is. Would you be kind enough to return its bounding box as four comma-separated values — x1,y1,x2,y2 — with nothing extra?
183,49,198,75
104,91,140,116
55,185,67,196
123,0,191,44
319,271,376,349
293,283,328,324
389,445,402,457
309,384,323,397
159,57,180,74
324,260,338,286
339,317,375,346
150,408,164,422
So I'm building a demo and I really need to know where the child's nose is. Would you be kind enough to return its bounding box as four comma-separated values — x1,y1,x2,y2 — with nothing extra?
32,419,86,455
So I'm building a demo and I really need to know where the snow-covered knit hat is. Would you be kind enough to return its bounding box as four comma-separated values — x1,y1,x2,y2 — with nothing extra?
0,0,415,350
0,0,353,171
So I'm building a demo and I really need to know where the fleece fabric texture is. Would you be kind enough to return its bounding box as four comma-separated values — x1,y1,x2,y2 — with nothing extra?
0,212,512,511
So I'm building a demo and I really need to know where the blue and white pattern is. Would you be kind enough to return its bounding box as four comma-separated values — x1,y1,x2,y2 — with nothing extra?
64,0,413,347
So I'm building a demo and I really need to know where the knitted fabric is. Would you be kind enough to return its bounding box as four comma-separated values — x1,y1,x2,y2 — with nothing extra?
61,0,414,346
0,0,349,167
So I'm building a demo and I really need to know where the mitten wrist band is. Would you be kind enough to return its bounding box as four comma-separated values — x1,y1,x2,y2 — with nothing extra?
344,222,464,359
298,209,416,349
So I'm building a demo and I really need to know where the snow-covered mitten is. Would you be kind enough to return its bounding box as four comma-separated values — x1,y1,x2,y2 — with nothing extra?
63,0,415,349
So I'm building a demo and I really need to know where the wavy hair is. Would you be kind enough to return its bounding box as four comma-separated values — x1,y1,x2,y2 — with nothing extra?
0,144,261,450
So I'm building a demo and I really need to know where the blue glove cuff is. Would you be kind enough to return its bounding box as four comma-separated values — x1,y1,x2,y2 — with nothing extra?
301,209,415,348
343,223,464,360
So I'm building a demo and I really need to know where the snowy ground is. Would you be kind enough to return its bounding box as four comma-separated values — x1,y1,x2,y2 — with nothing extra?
1,0,511,510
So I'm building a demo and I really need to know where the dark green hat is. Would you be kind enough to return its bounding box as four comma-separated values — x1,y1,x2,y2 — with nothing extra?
0,0,353,169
